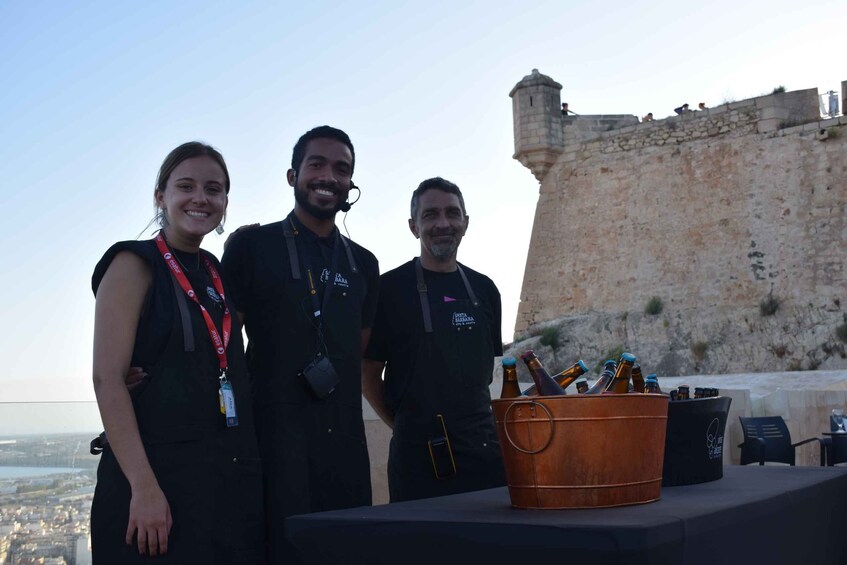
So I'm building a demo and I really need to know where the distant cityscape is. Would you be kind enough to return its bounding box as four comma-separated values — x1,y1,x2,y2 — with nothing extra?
0,434,100,565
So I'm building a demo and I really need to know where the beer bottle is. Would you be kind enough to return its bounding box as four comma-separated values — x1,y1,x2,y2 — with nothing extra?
499,357,522,399
523,359,589,395
694,387,704,399
677,384,690,400
631,363,645,393
608,352,636,394
585,362,617,395
644,373,662,394
552,359,589,390
711,387,720,397
575,376,589,394
520,351,566,396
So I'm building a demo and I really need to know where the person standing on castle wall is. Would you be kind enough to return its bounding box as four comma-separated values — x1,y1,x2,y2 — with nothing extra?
362,177,506,502
698,102,707,110
561,102,570,116
674,103,690,115
643,112,654,122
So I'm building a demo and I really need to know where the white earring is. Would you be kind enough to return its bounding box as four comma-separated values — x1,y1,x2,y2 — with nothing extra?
215,224,225,235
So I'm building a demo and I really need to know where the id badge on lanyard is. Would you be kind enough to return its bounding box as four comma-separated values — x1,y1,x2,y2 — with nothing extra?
219,375,239,427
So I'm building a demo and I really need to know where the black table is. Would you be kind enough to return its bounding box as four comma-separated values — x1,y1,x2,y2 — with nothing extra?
284,465,847,565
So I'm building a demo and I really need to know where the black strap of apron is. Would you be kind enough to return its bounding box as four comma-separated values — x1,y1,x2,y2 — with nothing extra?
414,257,479,334
170,274,195,352
282,216,358,281
283,216,358,331
282,220,301,280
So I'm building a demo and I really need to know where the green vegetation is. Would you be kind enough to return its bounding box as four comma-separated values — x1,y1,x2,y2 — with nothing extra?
772,85,786,94
645,296,664,316
539,326,561,350
597,346,625,370
759,294,780,317
827,127,841,139
691,341,708,361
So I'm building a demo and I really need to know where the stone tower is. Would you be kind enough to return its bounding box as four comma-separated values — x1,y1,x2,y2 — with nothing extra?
509,68,564,182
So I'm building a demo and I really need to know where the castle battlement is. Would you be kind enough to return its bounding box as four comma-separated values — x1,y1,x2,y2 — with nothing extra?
512,68,843,181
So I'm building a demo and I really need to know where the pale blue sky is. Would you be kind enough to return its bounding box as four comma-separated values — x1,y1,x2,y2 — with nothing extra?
1,0,844,402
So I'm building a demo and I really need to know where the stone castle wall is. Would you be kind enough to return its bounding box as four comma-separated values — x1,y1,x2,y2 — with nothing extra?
510,73,847,376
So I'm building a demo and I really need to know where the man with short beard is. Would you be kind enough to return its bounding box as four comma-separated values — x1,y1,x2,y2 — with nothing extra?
363,177,506,502
223,126,378,564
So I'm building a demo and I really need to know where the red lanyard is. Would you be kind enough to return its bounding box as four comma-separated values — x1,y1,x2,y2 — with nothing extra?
154,234,231,376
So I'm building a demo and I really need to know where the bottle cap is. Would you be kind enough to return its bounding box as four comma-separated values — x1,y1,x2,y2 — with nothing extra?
502,357,517,367
520,350,535,361
645,374,658,382
621,352,636,363
574,377,588,384
577,360,588,372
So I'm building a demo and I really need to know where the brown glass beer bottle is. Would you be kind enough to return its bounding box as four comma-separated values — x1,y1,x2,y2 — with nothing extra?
552,359,589,390
608,352,636,394
523,359,589,395
585,361,617,395
499,357,522,399
631,363,645,393
644,373,662,394
520,350,566,396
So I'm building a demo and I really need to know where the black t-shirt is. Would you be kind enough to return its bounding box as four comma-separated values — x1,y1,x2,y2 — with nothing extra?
365,259,502,413
222,214,379,406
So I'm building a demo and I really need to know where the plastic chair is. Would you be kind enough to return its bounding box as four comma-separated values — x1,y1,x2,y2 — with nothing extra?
738,416,826,466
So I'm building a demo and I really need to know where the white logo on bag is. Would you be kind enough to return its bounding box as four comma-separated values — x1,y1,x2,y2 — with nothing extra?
320,268,330,283
706,418,723,460
452,312,475,327
164,252,172,260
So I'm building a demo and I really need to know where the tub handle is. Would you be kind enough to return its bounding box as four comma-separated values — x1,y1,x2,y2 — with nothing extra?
502,400,555,454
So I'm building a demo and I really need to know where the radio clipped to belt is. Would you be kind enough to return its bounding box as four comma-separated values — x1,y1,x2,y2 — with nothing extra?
428,414,457,480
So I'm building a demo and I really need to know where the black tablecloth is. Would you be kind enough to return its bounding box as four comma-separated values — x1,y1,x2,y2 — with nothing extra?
284,466,847,565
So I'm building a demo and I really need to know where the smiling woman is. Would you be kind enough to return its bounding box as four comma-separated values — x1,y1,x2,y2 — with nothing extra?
89,142,263,563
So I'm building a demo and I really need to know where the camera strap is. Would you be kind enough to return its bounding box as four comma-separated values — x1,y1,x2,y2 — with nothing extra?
413,257,479,334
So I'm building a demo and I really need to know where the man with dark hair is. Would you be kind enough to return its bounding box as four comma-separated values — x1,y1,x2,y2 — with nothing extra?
223,125,378,563
363,177,506,502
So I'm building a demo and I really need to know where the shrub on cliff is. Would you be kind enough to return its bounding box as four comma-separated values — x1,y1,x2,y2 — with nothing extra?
645,296,663,316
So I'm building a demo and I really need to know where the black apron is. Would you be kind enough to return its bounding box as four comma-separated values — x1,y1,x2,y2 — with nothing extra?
388,259,505,502
259,217,371,565
91,249,263,564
